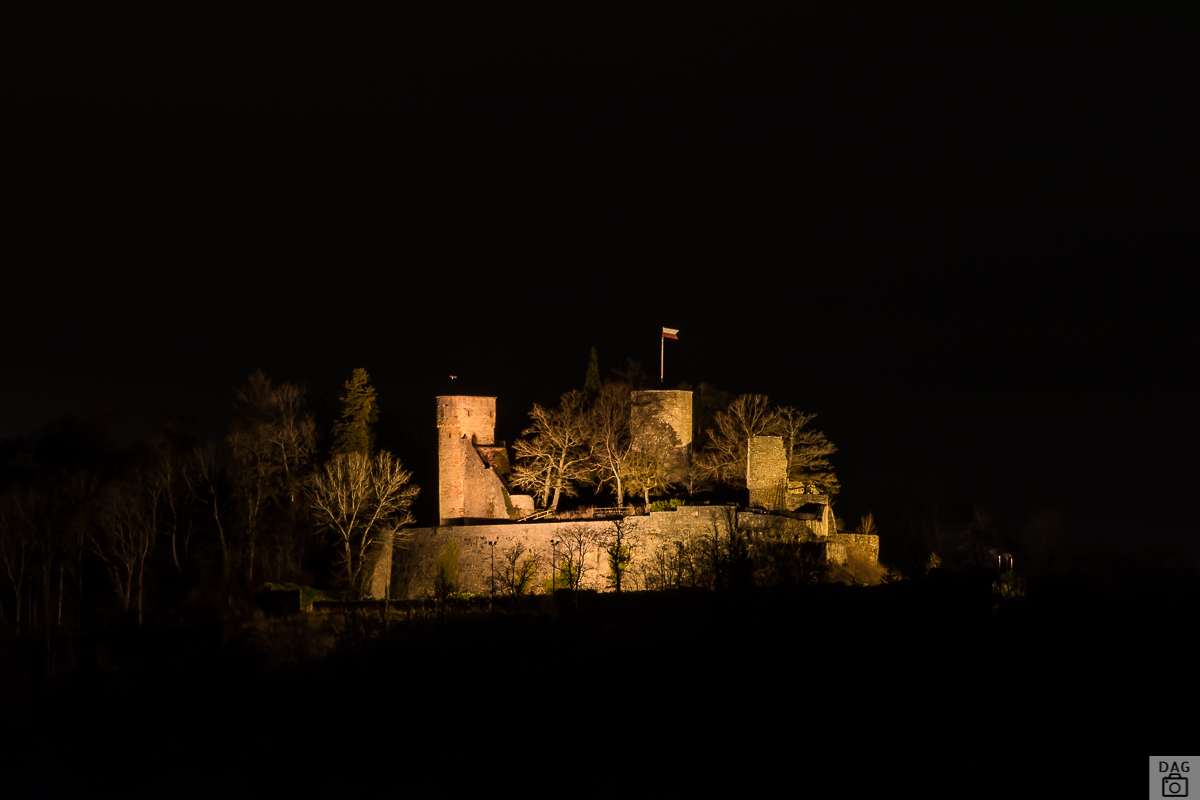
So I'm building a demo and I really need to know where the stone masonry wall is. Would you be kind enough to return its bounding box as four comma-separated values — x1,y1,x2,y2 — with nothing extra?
747,436,787,510
379,506,851,599
631,390,693,482
460,438,511,521
829,533,880,565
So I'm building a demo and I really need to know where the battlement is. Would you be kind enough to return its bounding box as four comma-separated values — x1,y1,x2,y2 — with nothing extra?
437,396,496,446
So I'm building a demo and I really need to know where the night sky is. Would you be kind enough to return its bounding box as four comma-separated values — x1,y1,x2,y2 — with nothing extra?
4,10,1194,559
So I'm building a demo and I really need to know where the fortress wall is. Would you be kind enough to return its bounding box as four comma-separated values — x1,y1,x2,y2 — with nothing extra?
382,506,839,599
389,508,745,599
390,520,618,599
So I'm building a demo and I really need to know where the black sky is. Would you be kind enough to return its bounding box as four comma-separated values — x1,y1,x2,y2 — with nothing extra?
3,10,1194,551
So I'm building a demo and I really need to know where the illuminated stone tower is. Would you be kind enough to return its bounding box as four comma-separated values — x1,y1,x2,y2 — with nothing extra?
747,435,787,511
437,396,499,524
630,390,693,483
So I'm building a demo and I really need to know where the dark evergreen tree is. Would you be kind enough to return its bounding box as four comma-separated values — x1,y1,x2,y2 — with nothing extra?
584,347,601,393
331,368,379,458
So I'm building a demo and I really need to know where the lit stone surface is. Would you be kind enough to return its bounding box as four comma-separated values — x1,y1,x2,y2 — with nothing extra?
747,436,788,511
372,394,878,600
437,396,510,524
375,505,879,599
630,390,693,482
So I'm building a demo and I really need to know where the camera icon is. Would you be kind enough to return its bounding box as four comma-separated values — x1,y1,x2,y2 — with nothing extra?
1164,772,1188,797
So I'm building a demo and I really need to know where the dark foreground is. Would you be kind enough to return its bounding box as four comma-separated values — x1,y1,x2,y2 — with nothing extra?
1,570,1190,797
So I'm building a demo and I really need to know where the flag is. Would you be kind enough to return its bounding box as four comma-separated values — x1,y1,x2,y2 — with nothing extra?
662,327,679,340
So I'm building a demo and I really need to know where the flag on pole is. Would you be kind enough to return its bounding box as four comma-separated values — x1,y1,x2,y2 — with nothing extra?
661,327,678,382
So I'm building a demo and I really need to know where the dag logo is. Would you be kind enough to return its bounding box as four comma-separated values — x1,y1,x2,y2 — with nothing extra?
1161,761,1189,797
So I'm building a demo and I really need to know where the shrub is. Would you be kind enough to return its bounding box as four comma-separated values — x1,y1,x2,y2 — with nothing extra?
843,548,889,586
650,498,687,512
542,559,580,594
433,541,461,610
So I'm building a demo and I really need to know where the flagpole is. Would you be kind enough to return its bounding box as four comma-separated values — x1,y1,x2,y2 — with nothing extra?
660,327,678,383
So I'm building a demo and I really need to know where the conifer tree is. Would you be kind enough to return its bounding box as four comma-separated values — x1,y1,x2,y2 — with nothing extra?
584,347,601,393
331,368,379,457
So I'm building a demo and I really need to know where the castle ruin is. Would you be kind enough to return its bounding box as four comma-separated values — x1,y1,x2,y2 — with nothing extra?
372,393,878,599
436,395,534,525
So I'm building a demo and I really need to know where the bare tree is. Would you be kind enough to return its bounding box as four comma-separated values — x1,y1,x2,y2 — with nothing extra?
227,427,278,584
0,489,35,630
227,371,317,583
777,406,839,494
147,446,188,574
553,525,606,593
702,394,782,487
88,478,155,625
631,537,693,592
587,382,635,506
494,544,540,609
305,451,419,598
604,517,639,593
60,471,99,628
189,442,232,580
624,412,680,507
510,390,592,511
680,449,714,497
256,381,316,504
702,395,839,494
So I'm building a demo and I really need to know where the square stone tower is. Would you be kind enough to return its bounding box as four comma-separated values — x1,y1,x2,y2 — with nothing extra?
747,435,788,511
437,396,500,524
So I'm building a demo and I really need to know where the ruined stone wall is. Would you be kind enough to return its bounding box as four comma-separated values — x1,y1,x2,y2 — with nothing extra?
631,390,693,482
507,493,535,518
785,491,830,510
747,435,787,510
824,541,848,565
460,439,512,521
437,396,497,523
829,533,880,565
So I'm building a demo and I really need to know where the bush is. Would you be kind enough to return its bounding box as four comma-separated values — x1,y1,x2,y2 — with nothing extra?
842,548,889,586
650,499,686,512
434,541,461,596
542,559,580,594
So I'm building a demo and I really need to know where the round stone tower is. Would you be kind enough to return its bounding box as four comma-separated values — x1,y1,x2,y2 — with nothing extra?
437,396,497,523
630,390,693,482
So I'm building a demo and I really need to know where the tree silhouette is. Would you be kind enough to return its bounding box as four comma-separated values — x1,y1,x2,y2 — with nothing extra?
331,368,379,458
585,347,601,394
304,451,418,598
